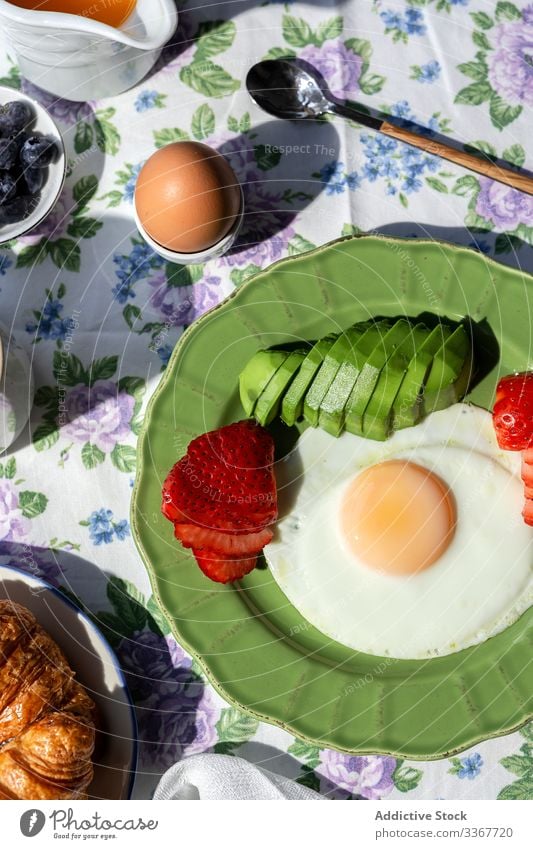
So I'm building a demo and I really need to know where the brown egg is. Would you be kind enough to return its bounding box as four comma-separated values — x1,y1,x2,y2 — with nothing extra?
134,141,241,254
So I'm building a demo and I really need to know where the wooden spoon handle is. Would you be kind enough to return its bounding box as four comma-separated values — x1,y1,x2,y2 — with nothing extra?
381,120,533,196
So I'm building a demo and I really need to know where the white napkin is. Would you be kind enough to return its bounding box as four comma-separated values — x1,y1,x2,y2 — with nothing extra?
153,754,324,800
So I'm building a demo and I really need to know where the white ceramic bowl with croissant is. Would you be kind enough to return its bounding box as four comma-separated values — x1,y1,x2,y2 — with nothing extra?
0,565,137,800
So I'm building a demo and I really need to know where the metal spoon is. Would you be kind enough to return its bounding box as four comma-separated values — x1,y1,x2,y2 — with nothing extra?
246,59,533,196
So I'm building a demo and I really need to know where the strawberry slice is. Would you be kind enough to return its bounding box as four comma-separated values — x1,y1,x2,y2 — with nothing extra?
522,500,533,526
174,523,273,555
493,373,533,451
162,420,277,532
193,549,257,583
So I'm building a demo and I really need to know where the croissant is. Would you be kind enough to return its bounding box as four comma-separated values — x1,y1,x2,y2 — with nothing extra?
0,600,96,799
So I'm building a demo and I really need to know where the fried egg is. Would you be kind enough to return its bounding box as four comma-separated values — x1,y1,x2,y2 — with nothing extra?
266,403,533,658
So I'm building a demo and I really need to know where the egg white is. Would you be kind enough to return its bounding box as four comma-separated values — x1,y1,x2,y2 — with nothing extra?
266,403,533,658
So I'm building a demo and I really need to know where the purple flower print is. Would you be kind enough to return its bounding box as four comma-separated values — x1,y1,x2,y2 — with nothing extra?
183,688,219,755
148,275,222,327
117,631,218,769
318,751,396,799
475,178,533,230
21,79,95,126
0,480,30,542
487,19,533,107
299,40,363,99
19,186,73,246
63,380,135,454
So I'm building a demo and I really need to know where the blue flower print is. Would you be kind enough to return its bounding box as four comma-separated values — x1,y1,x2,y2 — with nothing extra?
380,7,426,42
112,240,164,303
315,161,362,195
82,509,131,545
123,162,144,203
411,60,441,84
449,752,483,780
156,344,173,368
26,293,74,342
134,90,165,112
0,254,12,275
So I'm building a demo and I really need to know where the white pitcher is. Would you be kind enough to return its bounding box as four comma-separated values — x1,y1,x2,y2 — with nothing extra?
0,0,178,101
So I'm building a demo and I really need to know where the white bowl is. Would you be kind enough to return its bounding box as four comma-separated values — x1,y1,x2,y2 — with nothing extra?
0,564,137,800
0,84,66,245
134,186,245,265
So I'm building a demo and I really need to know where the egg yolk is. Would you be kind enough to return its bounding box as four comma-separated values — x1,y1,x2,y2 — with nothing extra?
340,460,455,575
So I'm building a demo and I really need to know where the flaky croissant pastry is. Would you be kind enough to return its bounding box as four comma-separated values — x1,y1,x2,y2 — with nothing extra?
0,600,96,799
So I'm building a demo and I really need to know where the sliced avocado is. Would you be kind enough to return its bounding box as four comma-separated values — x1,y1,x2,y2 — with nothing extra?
303,324,367,427
281,334,337,427
392,324,452,430
423,324,472,414
319,322,388,437
344,319,413,437
362,322,427,441
254,350,306,426
239,349,290,416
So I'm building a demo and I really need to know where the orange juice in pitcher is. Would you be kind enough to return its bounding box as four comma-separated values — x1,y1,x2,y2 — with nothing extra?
6,0,136,28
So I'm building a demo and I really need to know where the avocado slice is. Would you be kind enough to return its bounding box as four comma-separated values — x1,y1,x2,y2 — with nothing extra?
363,322,427,441
423,324,472,414
303,325,367,427
254,350,306,426
344,319,413,437
239,349,290,416
319,322,388,437
392,324,452,430
281,334,337,427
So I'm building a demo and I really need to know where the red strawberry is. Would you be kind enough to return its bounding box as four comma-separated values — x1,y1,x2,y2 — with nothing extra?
493,373,533,451
193,549,257,583
174,523,273,555
162,420,277,533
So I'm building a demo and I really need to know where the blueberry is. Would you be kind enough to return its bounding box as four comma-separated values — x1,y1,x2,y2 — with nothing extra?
23,166,44,195
0,194,33,224
20,135,57,169
0,172,17,204
0,136,19,169
3,101,33,133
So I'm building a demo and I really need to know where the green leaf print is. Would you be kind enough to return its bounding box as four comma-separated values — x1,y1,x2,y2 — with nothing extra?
230,265,262,288
472,30,492,51
239,113,251,133
67,217,102,240
53,351,90,386
147,595,170,636
110,444,137,473
392,760,423,793
180,61,240,98
282,15,314,47
465,139,497,157
75,121,94,154
489,94,522,130
94,107,121,155
457,59,488,81
216,707,259,743
33,422,60,452
359,72,386,95
498,780,533,799
455,81,492,105
107,577,147,634
4,458,16,479
426,177,449,193
195,20,236,59
495,2,522,22
470,12,494,30
154,127,191,148
287,739,321,769
47,239,81,273
502,143,526,168
498,726,533,798
117,376,145,400
253,144,281,171
452,174,480,197
344,38,372,64
89,355,118,383
19,491,48,519
81,443,106,469
316,16,343,45
288,234,316,256
123,304,142,330
73,175,99,213
191,104,216,140
0,58,21,89
16,240,48,268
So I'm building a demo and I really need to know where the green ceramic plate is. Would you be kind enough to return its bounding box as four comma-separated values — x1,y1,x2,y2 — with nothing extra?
132,235,533,759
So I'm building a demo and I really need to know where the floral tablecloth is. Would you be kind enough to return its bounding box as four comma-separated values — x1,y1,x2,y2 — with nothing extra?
0,0,532,801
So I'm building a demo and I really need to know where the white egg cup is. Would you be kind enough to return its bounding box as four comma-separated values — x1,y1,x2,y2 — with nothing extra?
133,185,245,265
